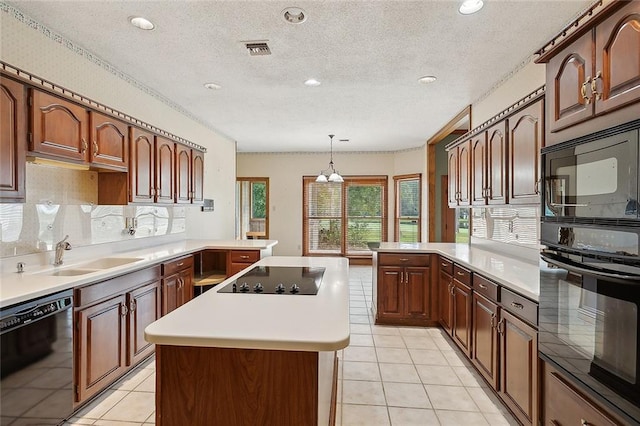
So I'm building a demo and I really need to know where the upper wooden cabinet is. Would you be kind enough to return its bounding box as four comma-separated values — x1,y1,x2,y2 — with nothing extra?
89,111,128,170
508,98,544,205
192,149,205,203
29,89,89,162
130,126,156,203
471,133,487,205
447,139,471,207
539,1,640,142
486,121,507,205
0,77,26,203
176,144,191,204
155,136,175,204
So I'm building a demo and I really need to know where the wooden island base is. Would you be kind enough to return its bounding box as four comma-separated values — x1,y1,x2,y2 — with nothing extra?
155,345,337,426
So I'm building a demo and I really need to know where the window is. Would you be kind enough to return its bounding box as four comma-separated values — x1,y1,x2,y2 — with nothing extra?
303,176,388,257
236,178,269,239
394,174,421,242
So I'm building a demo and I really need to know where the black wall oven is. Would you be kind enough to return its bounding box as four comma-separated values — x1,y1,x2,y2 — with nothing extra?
540,120,640,425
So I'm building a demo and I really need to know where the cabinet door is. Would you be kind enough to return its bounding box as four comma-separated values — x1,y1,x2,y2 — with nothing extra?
90,111,128,170
499,310,538,426
438,270,453,333
404,267,430,319
178,268,193,307
176,145,192,204
452,280,472,357
508,99,544,205
546,31,594,132
130,127,155,203
486,122,507,205
594,2,640,115
127,280,161,366
471,293,499,390
162,273,180,316
378,266,404,319
76,295,127,403
447,149,458,207
155,136,175,204
457,140,471,206
192,149,204,203
471,133,487,206
0,77,26,202
30,89,89,161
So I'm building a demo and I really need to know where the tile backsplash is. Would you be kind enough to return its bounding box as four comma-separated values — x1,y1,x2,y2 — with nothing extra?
471,206,539,248
0,163,186,258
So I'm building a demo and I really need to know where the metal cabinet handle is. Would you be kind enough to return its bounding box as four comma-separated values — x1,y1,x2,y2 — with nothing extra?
478,283,487,289
177,262,184,267
510,301,524,310
581,76,592,104
497,318,505,334
120,305,128,317
129,300,136,312
534,179,541,195
81,138,88,154
450,285,455,296
92,140,98,156
457,271,466,276
240,255,250,260
490,313,496,329
441,262,448,267
591,71,601,101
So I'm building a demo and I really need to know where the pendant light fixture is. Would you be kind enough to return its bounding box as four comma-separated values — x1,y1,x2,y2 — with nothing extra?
316,134,344,183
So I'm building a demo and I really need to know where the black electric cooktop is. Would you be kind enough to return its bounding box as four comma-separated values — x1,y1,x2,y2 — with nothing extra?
218,266,325,295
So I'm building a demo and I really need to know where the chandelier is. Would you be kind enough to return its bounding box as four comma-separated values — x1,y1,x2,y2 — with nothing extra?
316,134,344,183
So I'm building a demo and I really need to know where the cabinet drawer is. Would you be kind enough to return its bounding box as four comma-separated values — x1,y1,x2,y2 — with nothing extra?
543,363,617,426
501,288,537,326
439,257,453,275
162,255,194,276
75,265,161,308
230,250,260,264
453,265,472,286
378,253,430,267
473,274,499,302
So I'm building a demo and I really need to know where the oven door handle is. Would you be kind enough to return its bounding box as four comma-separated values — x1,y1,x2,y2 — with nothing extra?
541,253,640,284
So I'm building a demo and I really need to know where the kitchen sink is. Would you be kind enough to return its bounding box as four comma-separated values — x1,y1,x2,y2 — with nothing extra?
48,269,99,276
78,257,144,269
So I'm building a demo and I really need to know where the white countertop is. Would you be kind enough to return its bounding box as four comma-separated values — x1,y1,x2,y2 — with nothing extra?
375,242,539,301
0,239,278,308
144,256,351,352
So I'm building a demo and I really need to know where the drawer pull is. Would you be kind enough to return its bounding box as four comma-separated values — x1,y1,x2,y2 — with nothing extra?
177,262,184,267
441,262,448,267
510,301,524,310
399,258,409,262
478,283,487,289
457,271,466,276
240,255,250,259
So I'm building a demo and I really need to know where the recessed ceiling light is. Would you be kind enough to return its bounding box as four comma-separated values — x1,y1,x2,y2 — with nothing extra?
418,75,437,84
129,16,155,30
459,0,484,15
282,7,307,24
304,78,321,87
204,82,222,90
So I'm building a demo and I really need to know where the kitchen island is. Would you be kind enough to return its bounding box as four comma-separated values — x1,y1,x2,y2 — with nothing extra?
144,256,350,426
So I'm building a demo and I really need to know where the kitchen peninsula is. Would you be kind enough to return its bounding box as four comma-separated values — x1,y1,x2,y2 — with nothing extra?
144,256,350,426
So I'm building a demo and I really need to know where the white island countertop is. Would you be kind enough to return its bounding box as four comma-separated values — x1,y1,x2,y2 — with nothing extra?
145,256,351,352
375,242,539,301
0,239,277,308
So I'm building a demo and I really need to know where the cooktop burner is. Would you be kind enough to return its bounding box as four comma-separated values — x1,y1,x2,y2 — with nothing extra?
218,266,325,295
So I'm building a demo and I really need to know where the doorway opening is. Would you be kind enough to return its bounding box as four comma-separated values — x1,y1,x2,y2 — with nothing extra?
236,178,269,240
427,106,471,242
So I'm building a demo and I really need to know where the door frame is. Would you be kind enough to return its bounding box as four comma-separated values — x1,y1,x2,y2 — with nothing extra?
236,177,269,240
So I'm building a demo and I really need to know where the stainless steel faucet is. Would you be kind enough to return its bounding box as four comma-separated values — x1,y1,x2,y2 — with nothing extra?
54,235,72,266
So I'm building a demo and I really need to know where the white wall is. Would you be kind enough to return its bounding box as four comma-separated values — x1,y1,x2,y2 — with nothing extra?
0,10,237,240
472,60,546,127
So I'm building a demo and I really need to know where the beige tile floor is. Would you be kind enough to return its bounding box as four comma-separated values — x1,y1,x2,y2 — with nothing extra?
66,266,519,426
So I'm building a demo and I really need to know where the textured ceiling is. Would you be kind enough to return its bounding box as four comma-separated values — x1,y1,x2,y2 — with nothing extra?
7,0,591,152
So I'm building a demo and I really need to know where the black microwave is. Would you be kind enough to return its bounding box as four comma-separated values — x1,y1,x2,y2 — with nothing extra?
541,120,640,223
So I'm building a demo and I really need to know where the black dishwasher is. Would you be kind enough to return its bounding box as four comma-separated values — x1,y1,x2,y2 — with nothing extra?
1,289,74,425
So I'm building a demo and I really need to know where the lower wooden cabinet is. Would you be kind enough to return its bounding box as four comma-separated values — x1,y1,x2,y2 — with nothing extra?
75,267,161,404
541,360,619,426
375,254,436,326
161,256,194,315
437,268,453,333
471,292,499,390
499,309,538,426
451,278,472,357
437,261,473,357
228,249,260,276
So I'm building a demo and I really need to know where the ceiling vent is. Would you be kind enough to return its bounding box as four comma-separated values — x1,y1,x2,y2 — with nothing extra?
245,42,271,56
